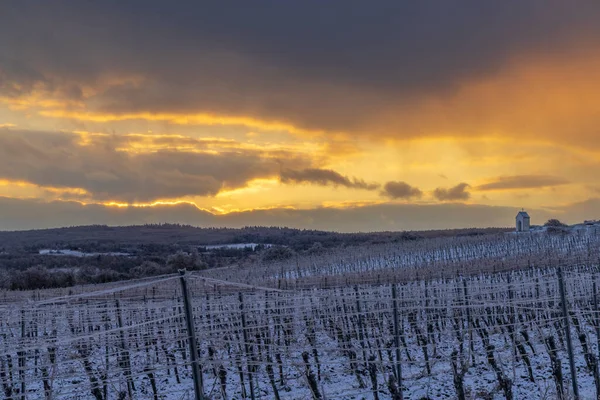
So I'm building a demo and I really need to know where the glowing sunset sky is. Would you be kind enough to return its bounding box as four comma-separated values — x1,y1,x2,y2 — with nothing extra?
2,1,600,231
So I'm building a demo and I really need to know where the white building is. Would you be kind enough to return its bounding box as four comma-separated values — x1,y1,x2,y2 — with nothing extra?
516,210,530,232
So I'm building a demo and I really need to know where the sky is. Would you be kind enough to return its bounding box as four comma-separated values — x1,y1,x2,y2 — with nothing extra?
1,1,600,232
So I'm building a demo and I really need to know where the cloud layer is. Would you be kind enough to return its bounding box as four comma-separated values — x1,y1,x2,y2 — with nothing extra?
280,168,379,190
433,183,471,201
2,1,600,141
381,181,422,199
476,175,570,191
0,129,313,202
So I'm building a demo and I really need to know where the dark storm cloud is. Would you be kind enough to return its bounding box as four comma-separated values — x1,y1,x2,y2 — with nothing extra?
0,129,312,202
280,168,379,190
433,183,471,201
381,181,422,199
476,175,570,191
2,1,600,132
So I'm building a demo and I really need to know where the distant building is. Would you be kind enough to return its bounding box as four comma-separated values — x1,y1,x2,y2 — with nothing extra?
516,210,530,232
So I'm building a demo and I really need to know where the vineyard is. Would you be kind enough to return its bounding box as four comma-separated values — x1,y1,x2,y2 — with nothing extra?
3,230,600,399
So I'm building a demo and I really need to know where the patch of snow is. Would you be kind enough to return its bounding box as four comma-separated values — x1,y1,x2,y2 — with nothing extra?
202,243,272,250
39,249,131,257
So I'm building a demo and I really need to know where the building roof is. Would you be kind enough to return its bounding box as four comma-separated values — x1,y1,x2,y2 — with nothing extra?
516,210,530,218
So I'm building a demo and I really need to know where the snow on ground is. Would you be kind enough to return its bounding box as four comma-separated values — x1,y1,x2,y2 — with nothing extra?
39,249,131,257
2,265,600,399
202,243,273,250
8,230,600,399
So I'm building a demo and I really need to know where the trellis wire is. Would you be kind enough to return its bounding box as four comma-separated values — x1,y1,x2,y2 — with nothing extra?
0,262,599,399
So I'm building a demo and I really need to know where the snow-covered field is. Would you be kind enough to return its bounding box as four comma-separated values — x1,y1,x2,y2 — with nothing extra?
3,230,600,399
201,227,600,288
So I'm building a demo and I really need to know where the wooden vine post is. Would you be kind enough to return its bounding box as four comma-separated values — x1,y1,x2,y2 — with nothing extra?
179,270,205,400
239,292,256,400
594,273,600,362
116,299,135,398
557,266,579,400
391,284,404,400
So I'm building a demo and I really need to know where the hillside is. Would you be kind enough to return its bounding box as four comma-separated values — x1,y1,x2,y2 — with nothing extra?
0,224,511,251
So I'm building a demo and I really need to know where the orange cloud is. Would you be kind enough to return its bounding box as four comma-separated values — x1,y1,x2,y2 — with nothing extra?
475,175,570,191
101,199,203,209
0,179,92,201
369,49,600,148
39,110,323,137
0,129,322,203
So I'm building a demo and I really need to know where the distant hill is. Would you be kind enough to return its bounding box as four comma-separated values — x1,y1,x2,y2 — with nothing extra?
0,224,511,252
